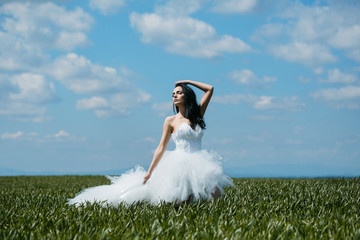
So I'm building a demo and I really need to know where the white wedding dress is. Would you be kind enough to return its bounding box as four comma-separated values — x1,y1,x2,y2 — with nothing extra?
68,122,233,206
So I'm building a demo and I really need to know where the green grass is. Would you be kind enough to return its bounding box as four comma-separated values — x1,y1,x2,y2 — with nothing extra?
1,176,359,239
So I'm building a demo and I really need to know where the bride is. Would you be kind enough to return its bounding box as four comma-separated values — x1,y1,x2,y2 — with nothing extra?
68,80,233,206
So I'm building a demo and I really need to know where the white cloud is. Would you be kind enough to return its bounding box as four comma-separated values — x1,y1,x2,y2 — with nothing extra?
130,12,251,59
229,69,258,84
49,53,151,118
0,2,96,122
0,2,93,72
251,23,284,43
246,132,273,143
0,102,50,122
229,69,277,87
254,95,305,111
76,90,151,118
110,90,151,109
311,86,360,101
76,97,108,110
213,93,305,111
0,31,49,72
89,0,126,15
0,73,56,122
118,65,141,80
0,2,93,51
0,2,150,122
253,96,273,109
0,131,41,140
313,67,324,75
154,0,260,16
9,73,57,103
152,101,173,116
93,109,129,118
279,3,360,49
49,53,151,116
1,131,23,139
49,54,151,117
270,42,336,66
1,129,86,142
274,96,304,110
263,76,277,83
253,1,360,66
143,137,156,143
0,53,150,121
49,53,131,94
155,0,204,16
348,48,360,63
152,101,173,112
0,129,87,142
212,0,257,14
0,96,52,122
311,85,360,109
212,93,257,104
54,130,70,138
329,25,360,49
44,130,86,142
319,68,358,84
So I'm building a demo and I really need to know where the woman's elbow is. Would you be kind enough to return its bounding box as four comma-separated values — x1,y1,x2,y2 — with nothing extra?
208,85,214,93
156,145,165,154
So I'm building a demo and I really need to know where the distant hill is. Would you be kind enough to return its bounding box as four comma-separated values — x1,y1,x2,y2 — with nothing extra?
1,164,359,178
0,167,29,176
0,167,131,176
224,163,360,178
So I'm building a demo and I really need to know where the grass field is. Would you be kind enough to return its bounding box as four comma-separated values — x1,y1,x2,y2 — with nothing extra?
0,176,359,239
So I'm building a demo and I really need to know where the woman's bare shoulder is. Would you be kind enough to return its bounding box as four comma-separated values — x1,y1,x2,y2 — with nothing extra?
165,115,176,121
163,116,176,131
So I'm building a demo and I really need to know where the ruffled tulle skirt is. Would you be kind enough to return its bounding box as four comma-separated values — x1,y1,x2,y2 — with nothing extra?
68,149,233,206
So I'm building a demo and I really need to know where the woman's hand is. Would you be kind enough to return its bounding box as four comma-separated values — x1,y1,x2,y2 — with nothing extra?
143,172,151,184
174,80,190,86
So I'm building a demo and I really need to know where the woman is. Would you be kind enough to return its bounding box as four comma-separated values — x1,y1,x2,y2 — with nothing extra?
68,80,233,206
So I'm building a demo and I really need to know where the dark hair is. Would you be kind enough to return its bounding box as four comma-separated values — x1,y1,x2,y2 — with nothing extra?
173,83,206,130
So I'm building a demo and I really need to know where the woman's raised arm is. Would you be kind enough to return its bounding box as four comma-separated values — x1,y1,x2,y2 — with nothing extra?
175,80,214,117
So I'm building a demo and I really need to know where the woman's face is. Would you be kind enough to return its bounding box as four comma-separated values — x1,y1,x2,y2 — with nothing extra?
172,86,185,106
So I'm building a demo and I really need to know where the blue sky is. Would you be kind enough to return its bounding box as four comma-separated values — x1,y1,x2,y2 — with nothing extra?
1,0,359,177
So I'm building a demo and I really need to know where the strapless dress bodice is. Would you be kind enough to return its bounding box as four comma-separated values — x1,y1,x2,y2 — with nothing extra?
171,122,204,152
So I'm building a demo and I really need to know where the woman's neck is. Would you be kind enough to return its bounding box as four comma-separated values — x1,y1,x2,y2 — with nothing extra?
177,106,186,118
